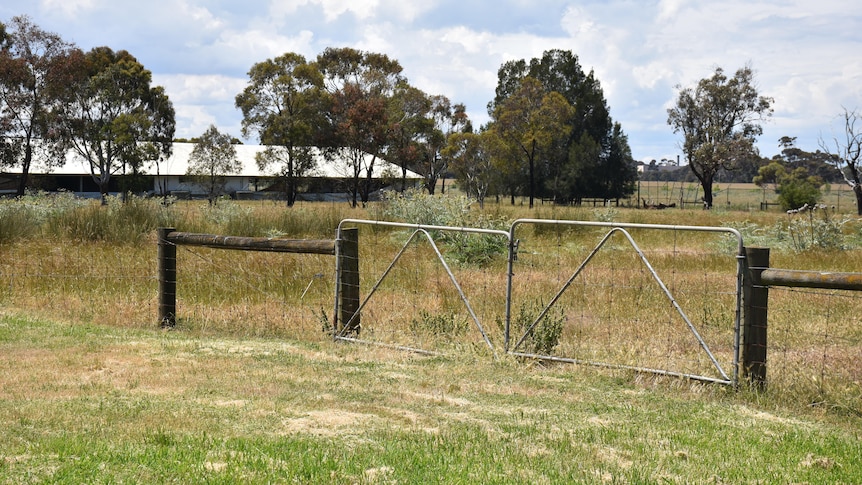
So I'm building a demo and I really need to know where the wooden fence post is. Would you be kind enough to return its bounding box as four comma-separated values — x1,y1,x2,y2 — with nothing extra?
338,228,360,335
742,247,769,389
158,227,177,328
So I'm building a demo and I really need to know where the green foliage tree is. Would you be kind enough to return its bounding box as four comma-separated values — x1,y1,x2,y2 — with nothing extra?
59,46,175,204
489,49,636,204
444,131,495,207
0,15,81,195
317,47,403,207
820,107,862,215
387,82,432,192
235,52,324,206
667,65,773,208
185,124,242,205
419,95,471,195
490,77,574,208
776,168,823,211
754,159,823,211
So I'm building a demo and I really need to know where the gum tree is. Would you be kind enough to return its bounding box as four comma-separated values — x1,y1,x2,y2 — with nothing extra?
317,47,403,207
235,52,325,206
0,15,81,195
489,76,574,208
668,65,772,208
60,46,174,203
185,124,241,205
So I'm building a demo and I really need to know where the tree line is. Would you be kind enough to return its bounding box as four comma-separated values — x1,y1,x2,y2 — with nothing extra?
0,15,638,207
5,15,859,214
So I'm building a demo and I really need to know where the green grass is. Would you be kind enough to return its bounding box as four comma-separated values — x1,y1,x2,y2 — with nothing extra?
1,313,860,484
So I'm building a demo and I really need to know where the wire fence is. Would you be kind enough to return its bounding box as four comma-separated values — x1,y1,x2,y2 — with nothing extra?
2,221,861,409
762,285,862,412
0,238,333,340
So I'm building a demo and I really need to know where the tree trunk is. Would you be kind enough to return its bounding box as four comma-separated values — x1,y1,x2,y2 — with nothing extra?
15,143,33,196
698,174,714,209
854,184,862,216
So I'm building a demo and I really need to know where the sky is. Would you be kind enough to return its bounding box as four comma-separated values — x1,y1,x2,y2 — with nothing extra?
2,0,860,164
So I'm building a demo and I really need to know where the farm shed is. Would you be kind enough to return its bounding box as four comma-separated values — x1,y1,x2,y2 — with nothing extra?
0,142,421,200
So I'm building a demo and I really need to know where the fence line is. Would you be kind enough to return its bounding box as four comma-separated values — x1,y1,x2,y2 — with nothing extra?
742,248,862,404
157,227,353,329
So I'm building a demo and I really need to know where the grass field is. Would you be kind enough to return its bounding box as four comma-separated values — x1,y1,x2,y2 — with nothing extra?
1,192,861,483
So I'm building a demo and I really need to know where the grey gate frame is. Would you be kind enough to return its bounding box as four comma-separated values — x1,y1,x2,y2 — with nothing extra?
505,219,745,386
333,219,511,354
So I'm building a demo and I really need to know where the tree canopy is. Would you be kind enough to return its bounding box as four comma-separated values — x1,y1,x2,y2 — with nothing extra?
0,15,80,195
235,52,325,206
186,124,241,205
667,65,773,208
58,46,175,203
316,47,404,207
488,49,636,205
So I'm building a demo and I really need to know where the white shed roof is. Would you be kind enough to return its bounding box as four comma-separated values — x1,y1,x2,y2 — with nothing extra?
31,142,420,179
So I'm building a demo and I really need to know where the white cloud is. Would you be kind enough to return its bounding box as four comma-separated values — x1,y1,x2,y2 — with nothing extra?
40,0,95,17
4,0,859,160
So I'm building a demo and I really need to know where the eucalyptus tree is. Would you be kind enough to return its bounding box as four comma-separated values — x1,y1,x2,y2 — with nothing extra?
185,124,242,205
489,76,574,208
420,95,471,195
235,52,325,206
0,15,81,195
667,65,772,208
444,130,495,207
387,81,431,192
59,46,175,203
316,47,404,207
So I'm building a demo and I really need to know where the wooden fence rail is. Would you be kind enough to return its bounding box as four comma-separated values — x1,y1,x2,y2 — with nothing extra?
157,227,357,329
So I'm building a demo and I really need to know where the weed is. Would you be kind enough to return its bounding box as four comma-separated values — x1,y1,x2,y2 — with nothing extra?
379,188,509,265
779,204,852,251
503,300,565,355
409,309,469,338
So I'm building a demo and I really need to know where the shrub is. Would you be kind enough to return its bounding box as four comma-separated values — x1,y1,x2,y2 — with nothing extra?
780,204,850,251
502,300,565,355
409,310,469,339
380,188,509,265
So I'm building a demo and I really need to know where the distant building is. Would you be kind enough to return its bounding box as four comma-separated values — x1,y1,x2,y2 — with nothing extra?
0,143,420,200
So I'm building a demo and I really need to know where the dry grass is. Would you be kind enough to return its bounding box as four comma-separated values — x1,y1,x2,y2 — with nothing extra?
1,199,861,411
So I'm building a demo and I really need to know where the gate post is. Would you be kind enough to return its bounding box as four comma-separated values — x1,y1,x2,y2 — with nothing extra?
742,247,769,389
158,227,177,328
338,228,360,335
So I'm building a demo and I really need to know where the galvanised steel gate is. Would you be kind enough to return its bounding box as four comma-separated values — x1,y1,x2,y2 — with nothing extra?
333,218,745,385
506,219,744,385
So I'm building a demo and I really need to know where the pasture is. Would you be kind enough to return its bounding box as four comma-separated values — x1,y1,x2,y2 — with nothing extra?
1,190,861,483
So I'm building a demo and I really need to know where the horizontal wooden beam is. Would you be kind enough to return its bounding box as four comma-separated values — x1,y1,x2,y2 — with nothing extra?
761,268,862,291
166,231,336,255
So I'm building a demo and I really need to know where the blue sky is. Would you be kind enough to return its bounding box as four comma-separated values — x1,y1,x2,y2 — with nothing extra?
3,0,860,163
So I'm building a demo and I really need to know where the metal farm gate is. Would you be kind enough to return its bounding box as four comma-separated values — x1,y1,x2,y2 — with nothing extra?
332,218,745,386
505,219,745,386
